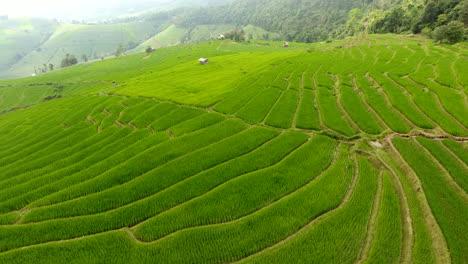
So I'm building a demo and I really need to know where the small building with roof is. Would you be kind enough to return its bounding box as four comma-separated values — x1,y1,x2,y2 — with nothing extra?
198,58,209,65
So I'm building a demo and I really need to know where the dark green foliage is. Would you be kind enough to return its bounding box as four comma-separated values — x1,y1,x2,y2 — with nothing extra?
60,54,78,68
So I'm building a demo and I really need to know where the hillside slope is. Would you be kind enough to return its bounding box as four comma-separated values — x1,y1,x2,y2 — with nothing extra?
0,35,466,263
2,21,162,79
0,18,58,76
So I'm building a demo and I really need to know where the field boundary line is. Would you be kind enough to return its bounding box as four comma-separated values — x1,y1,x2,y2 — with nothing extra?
292,65,310,128
376,154,414,264
450,60,464,90
210,75,263,111
412,77,467,129
364,73,416,129
412,138,467,201
19,118,244,212
18,130,161,209
3,137,308,251
129,136,308,229
438,142,468,168
260,72,293,125
385,137,451,264
27,120,234,209
232,150,360,263
383,73,438,129
0,126,111,186
351,75,390,132
230,74,276,116
131,141,339,242
0,128,126,196
27,126,249,212
355,170,383,264
332,74,362,134
312,73,326,131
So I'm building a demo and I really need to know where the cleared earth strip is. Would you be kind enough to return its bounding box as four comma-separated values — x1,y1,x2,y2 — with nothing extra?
412,139,467,201
291,66,310,128
450,60,464,90
384,132,467,143
28,126,249,211
331,74,363,134
364,73,416,129
130,141,340,242
383,73,438,129
7,131,157,219
260,72,293,125
22,129,282,217
210,74,263,111
405,76,467,130
230,73,281,117
351,76,391,132
376,153,414,264
25,121,241,210
385,137,451,264
312,74,326,130
232,149,360,263
1,136,307,251
355,170,383,264
439,142,468,168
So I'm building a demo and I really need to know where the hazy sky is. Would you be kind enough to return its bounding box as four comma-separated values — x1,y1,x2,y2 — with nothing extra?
2,0,171,19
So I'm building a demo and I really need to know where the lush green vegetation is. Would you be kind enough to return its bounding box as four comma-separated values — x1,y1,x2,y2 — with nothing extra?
0,34,466,263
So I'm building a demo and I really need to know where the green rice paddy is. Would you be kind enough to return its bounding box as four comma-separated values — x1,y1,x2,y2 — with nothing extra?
0,34,466,263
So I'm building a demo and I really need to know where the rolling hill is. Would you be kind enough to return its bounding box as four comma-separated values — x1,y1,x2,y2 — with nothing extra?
0,35,466,263
1,21,162,79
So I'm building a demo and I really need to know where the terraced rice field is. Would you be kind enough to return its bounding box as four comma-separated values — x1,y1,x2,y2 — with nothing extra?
0,35,466,263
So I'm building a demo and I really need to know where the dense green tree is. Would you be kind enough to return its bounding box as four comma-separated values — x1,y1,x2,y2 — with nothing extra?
346,8,363,36
224,29,245,42
434,20,465,43
434,24,448,42
445,20,465,43
61,54,78,68
115,45,125,57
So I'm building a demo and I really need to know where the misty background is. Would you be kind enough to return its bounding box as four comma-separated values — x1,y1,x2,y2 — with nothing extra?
2,0,229,21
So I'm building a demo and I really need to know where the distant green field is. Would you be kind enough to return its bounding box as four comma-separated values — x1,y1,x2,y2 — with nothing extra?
3,21,160,78
132,24,188,52
0,35,466,263
0,18,57,75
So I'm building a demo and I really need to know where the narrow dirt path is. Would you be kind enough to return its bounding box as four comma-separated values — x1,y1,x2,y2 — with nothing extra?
331,74,363,134
376,154,414,264
312,75,326,131
405,76,466,130
352,76,390,132
97,120,104,133
384,73,438,129
128,123,138,131
385,138,451,264
364,73,415,129
412,139,467,201
260,73,292,125
85,116,96,125
166,130,174,139
147,126,155,134
355,170,383,264
384,132,467,142
292,67,309,128
231,74,275,116
450,60,464,90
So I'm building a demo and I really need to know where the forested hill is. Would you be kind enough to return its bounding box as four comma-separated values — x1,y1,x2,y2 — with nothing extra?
175,0,467,43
